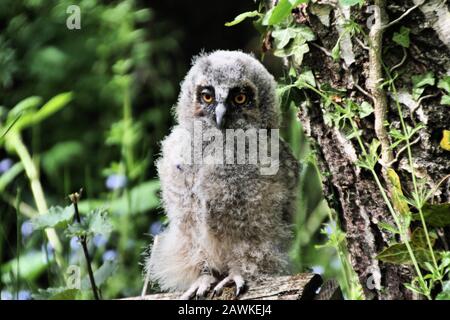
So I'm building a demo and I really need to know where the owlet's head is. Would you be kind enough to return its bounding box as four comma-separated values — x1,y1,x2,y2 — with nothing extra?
175,50,279,130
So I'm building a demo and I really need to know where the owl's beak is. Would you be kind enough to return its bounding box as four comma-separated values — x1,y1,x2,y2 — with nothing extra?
215,103,227,129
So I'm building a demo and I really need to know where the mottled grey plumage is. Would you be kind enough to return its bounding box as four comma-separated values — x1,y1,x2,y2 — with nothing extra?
146,50,299,298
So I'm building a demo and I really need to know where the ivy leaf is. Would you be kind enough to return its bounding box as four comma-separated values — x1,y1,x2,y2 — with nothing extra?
440,130,450,151
33,287,80,300
265,0,308,26
412,72,435,100
359,101,374,118
420,203,450,227
272,28,298,49
339,0,364,6
32,205,74,230
437,76,450,93
81,260,118,291
393,26,410,48
224,11,261,27
296,70,316,88
440,95,450,106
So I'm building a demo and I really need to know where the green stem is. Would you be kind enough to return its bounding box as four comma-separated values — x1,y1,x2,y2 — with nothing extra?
389,77,440,278
8,132,65,270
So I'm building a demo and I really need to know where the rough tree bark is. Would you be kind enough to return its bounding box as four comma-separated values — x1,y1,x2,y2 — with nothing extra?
277,0,450,299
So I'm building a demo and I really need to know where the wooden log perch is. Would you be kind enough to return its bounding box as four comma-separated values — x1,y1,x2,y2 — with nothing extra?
124,273,340,300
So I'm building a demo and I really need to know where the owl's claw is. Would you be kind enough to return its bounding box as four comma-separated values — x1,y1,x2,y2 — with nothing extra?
180,275,216,300
212,273,245,299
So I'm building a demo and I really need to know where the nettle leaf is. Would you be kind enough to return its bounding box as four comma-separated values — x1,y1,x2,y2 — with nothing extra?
32,205,74,230
81,260,118,291
225,11,261,27
437,76,450,93
377,228,437,265
441,95,450,106
33,287,80,300
66,208,112,239
440,130,450,151
436,281,450,300
265,0,308,26
412,72,435,100
359,101,374,118
420,203,450,227
393,26,410,48
339,0,364,6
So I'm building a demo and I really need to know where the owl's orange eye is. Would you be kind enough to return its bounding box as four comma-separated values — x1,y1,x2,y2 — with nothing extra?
201,93,214,104
234,93,247,105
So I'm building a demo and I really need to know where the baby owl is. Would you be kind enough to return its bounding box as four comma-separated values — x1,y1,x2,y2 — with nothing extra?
146,50,299,299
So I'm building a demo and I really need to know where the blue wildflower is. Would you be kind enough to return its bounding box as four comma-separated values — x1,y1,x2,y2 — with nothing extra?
105,174,127,190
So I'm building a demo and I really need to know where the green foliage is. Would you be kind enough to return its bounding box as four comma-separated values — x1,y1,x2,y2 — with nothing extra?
65,209,112,239
33,287,80,300
339,0,365,6
264,0,309,26
393,27,411,48
225,11,262,26
437,76,450,105
32,206,74,229
412,72,435,100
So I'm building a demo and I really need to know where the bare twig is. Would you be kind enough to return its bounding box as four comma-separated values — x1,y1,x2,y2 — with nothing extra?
382,1,424,29
69,189,100,300
310,42,333,57
390,47,408,73
368,0,394,167
386,136,421,167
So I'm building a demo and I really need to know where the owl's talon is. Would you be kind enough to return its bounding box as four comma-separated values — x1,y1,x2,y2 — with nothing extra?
212,274,245,299
180,275,216,300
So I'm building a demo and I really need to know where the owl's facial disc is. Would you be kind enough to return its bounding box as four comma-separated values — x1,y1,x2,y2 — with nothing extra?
196,85,256,129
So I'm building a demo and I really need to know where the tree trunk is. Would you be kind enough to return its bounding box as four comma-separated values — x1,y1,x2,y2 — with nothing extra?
282,0,450,299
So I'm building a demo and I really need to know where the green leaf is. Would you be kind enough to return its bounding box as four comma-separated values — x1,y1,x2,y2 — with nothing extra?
13,92,73,132
412,72,435,100
436,281,450,300
387,168,410,216
66,208,112,239
421,203,450,227
359,101,374,118
1,251,49,283
272,26,315,49
296,70,316,88
6,96,42,123
33,287,80,300
393,26,410,48
440,95,450,106
224,11,261,27
81,260,118,291
331,41,340,61
265,0,308,26
377,228,437,265
339,0,364,6
32,205,74,229
378,222,400,234
437,76,450,93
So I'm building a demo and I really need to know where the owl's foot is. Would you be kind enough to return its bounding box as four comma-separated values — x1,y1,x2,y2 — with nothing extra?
212,273,245,298
180,274,216,300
